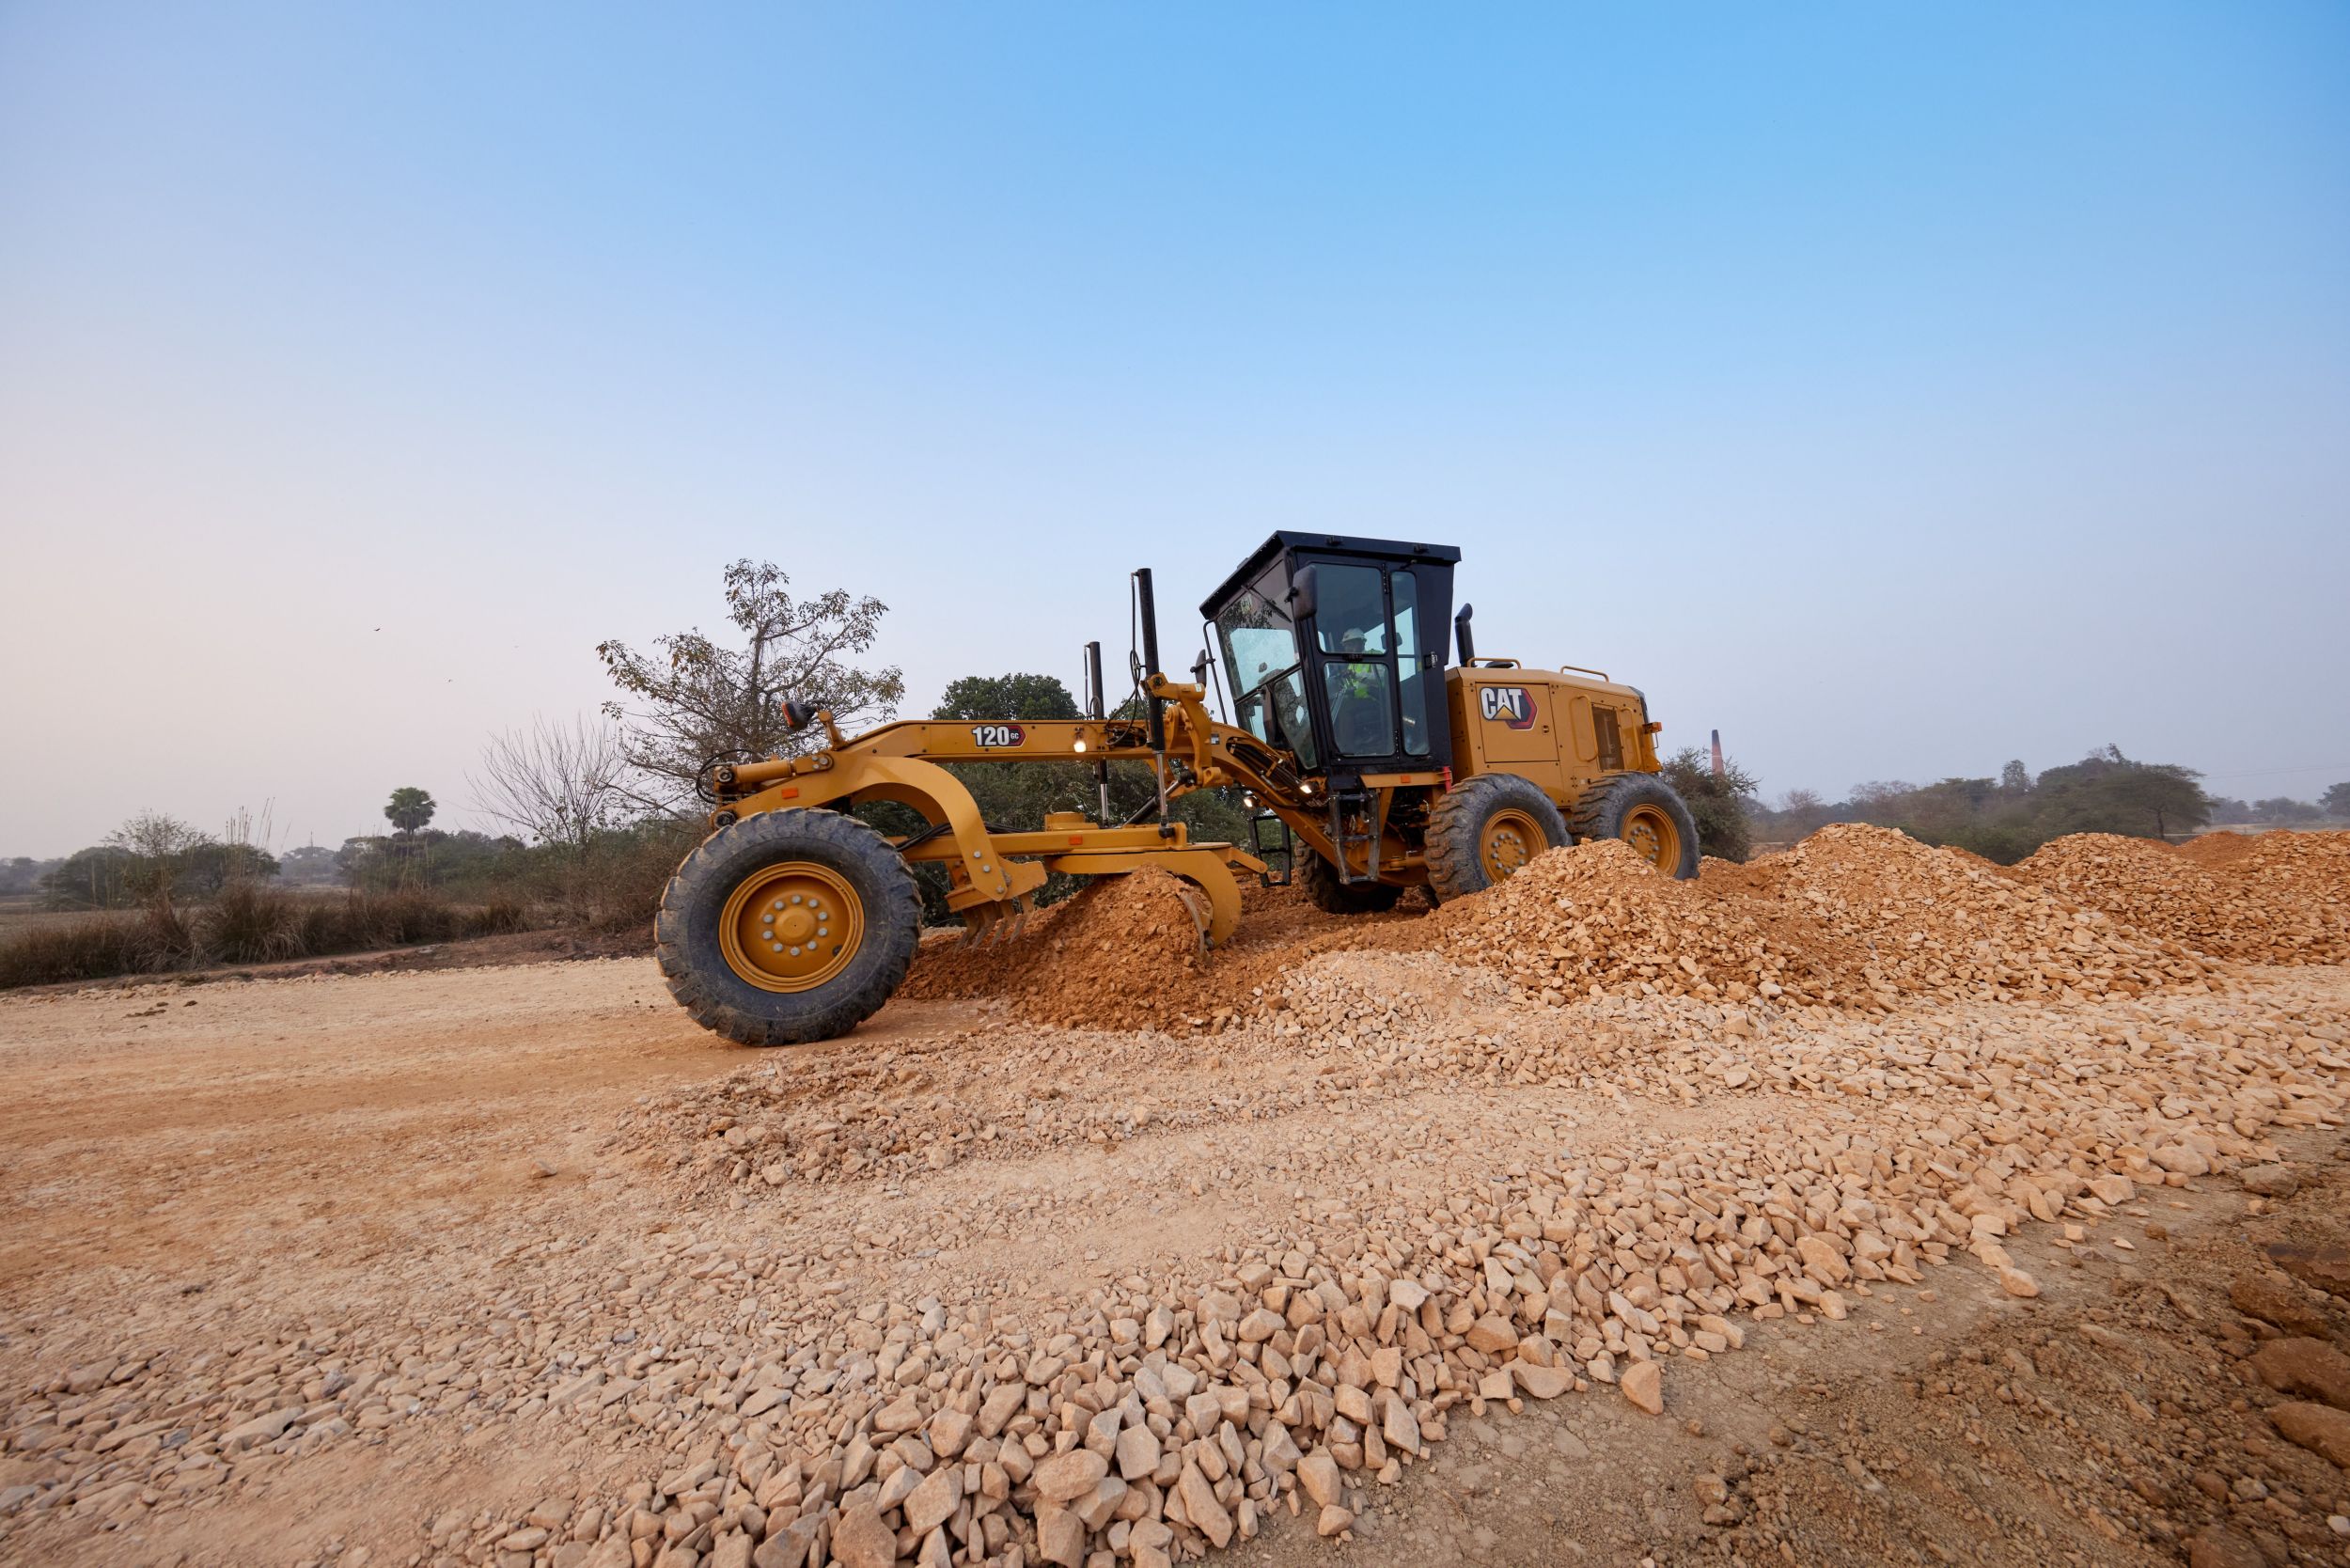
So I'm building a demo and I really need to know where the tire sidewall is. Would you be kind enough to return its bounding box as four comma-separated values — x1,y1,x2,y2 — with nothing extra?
1299,848,1403,914
1580,775,1702,879
1429,774,1572,900
661,811,918,1043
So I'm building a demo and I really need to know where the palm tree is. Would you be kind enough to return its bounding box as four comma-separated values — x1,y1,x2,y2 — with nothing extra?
384,787,437,837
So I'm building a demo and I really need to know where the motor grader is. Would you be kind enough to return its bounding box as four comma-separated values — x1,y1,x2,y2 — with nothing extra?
659,532,1700,1045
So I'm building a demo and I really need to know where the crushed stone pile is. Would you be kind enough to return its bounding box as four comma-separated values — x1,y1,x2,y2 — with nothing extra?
901,870,1423,1035
898,869,1210,1030
2013,832,2346,965
539,976,2350,1568
1437,824,2219,1012
1736,823,2217,1004
2239,830,2350,929
1436,838,1845,1007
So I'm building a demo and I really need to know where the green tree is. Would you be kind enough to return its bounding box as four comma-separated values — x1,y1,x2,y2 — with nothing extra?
107,811,211,917
384,787,437,836
599,559,905,808
2032,747,2209,841
932,674,1083,722
39,845,139,910
1658,746,1760,863
2323,782,2350,818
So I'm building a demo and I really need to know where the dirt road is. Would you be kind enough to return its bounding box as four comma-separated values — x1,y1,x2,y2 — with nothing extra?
4,902,2349,1565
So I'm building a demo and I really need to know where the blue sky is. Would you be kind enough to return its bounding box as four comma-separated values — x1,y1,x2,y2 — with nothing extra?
3,3,2346,854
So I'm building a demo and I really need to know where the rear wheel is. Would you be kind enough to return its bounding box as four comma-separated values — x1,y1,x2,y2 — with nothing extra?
1298,848,1404,915
1424,774,1573,902
1569,773,1700,879
656,809,921,1045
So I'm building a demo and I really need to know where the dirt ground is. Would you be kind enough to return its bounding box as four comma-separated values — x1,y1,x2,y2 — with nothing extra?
4,839,2349,1568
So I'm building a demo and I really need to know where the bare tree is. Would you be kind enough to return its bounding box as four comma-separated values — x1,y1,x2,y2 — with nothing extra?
597,559,904,808
470,714,634,850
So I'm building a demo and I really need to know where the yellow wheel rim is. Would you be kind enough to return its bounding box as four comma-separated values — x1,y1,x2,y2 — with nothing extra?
1480,808,1545,882
719,862,864,994
1622,804,1682,871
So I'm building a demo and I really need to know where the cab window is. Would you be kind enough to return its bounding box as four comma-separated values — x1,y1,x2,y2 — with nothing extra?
1312,566,1389,655
1393,572,1428,757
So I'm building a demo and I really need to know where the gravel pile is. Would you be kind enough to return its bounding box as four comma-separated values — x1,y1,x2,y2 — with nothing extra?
556,957,2346,1568
2014,832,2346,965
1435,839,1844,1007
898,870,1422,1036
1442,824,2220,1013
2242,832,2350,933
1750,823,2218,1004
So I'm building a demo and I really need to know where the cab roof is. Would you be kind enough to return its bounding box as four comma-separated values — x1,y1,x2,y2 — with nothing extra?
1198,532,1462,619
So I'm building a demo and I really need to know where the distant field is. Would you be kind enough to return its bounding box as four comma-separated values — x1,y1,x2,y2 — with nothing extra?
0,886,352,937
0,901,96,937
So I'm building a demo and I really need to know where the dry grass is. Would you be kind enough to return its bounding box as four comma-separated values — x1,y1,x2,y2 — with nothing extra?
0,886,553,990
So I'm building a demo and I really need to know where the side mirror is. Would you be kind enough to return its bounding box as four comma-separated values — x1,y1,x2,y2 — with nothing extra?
780,698,816,732
1286,565,1318,621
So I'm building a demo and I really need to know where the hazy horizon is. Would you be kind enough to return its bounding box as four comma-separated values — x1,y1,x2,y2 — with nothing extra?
5,4,2346,859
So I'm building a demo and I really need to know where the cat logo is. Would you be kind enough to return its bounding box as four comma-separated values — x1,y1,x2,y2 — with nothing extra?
968,723,1026,748
1478,685,1537,730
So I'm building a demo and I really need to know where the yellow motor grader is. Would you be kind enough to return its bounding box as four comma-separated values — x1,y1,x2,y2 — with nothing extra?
660,533,1700,1044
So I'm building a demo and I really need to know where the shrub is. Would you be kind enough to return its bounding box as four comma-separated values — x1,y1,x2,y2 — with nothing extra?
571,817,704,933
0,916,151,988
199,883,306,964
478,896,533,935
1660,747,1760,864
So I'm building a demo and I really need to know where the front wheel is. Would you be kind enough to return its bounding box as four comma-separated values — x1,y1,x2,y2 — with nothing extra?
656,809,921,1045
1297,849,1404,915
1569,773,1701,879
1424,774,1573,902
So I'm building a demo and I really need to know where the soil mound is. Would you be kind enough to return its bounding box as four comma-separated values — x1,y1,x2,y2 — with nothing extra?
2013,832,2344,964
2175,832,2256,870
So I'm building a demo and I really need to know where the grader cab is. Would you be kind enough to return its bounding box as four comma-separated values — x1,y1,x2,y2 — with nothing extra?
659,534,1700,1045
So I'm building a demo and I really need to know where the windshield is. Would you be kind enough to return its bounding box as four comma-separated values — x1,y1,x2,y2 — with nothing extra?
1214,587,1298,698
1213,582,1318,768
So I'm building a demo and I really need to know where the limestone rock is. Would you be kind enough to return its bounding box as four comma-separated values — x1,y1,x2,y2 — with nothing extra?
1621,1360,1663,1416
1034,1449,1109,1504
2274,1402,2350,1469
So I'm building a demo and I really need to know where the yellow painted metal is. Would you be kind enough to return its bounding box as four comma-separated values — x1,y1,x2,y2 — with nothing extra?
730,752,1049,913
717,861,864,993
1043,847,1246,946
1619,801,1684,872
1444,666,1663,805
900,821,1196,861
1479,807,1545,883
706,642,1668,930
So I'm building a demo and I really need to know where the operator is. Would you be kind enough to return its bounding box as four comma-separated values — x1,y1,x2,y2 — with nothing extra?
1329,629,1386,752
1332,630,1379,694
